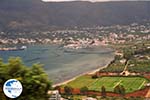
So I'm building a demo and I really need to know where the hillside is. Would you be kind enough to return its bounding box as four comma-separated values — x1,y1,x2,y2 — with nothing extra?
0,0,150,31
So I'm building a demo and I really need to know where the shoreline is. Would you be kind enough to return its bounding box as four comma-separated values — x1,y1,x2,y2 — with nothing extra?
52,62,111,87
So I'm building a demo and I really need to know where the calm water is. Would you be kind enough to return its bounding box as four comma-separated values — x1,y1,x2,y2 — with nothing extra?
0,45,114,84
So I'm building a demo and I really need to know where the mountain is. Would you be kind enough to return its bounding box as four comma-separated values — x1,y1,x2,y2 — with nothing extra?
0,0,150,32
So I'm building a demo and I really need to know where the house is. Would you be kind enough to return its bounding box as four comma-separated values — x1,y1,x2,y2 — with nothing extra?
119,59,126,64
48,90,62,100
83,97,97,100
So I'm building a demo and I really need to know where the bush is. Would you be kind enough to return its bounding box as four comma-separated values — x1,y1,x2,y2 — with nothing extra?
64,86,73,95
80,86,88,93
92,74,98,79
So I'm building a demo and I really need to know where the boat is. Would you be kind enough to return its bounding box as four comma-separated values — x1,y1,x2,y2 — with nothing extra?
0,46,27,51
19,46,27,50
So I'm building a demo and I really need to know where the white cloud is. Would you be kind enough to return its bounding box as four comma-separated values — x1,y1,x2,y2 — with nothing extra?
42,0,110,2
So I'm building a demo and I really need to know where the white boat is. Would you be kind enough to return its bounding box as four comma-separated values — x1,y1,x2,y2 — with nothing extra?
20,46,27,49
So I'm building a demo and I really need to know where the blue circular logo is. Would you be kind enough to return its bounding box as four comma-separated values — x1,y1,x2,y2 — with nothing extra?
3,79,23,98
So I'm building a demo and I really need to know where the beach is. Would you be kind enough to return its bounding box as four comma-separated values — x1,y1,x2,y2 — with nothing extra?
52,62,111,87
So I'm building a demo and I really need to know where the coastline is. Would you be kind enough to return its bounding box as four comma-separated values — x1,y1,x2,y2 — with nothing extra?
52,62,111,87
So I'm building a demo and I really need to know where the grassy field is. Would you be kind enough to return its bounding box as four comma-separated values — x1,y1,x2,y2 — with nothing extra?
65,76,148,93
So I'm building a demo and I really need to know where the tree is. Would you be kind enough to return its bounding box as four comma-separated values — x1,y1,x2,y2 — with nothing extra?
92,74,98,79
114,85,126,96
80,86,88,93
120,85,126,96
101,86,106,98
0,57,52,100
64,86,73,95
115,55,121,60
123,48,134,60
114,85,120,94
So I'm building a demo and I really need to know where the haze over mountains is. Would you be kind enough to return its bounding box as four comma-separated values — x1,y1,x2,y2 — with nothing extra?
0,0,150,32
42,0,142,2
42,0,110,2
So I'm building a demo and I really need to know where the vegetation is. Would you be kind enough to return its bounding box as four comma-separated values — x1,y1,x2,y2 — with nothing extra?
114,85,126,96
65,75,148,93
101,86,106,98
128,60,150,73
64,86,73,95
0,57,52,100
100,60,125,73
1,0,150,32
92,74,99,79
101,42,150,73
80,86,88,93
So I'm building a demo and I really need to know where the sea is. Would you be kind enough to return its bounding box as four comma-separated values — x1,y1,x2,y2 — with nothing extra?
0,45,114,84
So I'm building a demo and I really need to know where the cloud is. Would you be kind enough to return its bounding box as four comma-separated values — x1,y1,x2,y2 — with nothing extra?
42,0,110,2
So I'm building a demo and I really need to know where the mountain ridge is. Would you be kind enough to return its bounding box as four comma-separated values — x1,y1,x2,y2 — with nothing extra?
0,0,150,32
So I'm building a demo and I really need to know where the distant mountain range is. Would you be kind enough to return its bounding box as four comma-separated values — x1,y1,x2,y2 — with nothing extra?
0,0,150,32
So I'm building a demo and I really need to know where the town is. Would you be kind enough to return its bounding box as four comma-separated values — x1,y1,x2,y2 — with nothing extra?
0,21,150,49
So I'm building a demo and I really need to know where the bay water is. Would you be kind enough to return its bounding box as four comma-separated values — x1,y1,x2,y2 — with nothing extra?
0,45,114,84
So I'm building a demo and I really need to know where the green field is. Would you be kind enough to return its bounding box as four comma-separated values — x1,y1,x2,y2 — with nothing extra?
65,76,149,93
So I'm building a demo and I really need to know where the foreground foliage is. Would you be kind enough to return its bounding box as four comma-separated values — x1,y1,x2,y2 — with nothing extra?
0,57,52,100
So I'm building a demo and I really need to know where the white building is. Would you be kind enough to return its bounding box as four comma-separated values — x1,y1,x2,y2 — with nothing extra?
83,97,97,100
48,90,61,100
